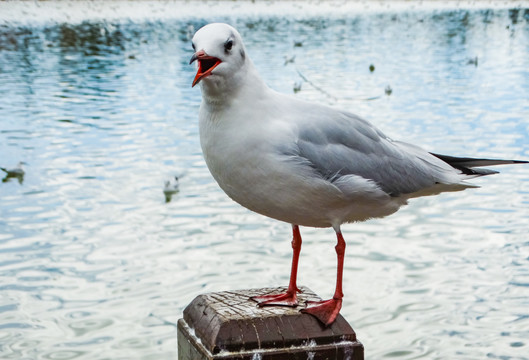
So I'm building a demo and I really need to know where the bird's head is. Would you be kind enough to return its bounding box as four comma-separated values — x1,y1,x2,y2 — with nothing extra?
189,23,248,90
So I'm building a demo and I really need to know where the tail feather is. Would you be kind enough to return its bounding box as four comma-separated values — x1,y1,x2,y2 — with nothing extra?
430,153,528,176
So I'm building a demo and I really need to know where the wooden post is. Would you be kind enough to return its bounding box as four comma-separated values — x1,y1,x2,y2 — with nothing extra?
177,287,364,360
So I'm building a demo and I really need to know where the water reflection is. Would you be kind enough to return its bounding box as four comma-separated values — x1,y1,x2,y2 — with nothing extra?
0,2,528,360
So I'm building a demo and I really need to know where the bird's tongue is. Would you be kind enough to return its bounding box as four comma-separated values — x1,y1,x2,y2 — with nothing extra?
192,56,222,87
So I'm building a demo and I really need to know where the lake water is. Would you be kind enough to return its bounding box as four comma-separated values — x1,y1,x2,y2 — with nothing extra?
1,1,528,359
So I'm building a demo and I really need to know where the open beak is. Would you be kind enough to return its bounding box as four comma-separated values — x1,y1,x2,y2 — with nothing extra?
189,50,222,87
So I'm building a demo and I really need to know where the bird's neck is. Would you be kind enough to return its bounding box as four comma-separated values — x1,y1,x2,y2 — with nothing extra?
200,60,269,111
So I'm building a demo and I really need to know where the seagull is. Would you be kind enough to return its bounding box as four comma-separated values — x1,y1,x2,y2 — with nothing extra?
283,54,296,66
189,23,527,326
1,161,25,184
467,56,478,66
163,176,180,203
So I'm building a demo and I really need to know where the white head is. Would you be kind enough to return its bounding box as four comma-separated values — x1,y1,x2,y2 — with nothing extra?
189,23,251,94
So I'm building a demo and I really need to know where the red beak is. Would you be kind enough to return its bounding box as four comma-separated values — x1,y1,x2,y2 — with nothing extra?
189,50,222,87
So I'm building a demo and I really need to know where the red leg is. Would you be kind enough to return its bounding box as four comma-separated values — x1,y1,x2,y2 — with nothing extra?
251,225,302,307
301,231,345,326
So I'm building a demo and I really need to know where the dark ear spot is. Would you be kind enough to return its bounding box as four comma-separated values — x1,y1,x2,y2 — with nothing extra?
240,48,245,60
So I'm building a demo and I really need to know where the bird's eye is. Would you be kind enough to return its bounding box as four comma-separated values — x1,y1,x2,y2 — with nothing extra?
224,39,234,52
192,43,196,51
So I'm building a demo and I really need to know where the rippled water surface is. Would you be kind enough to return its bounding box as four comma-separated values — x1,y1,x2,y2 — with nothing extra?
1,1,529,359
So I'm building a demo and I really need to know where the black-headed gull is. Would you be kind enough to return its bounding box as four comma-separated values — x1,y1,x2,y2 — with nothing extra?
163,176,180,203
190,23,527,326
1,161,25,184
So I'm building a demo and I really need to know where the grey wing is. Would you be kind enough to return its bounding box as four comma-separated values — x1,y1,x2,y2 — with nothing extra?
293,110,460,196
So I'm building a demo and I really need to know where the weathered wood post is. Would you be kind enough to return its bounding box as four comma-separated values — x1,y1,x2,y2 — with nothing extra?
178,287,364,360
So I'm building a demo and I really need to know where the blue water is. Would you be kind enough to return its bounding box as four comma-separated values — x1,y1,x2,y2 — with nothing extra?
1,2,528,359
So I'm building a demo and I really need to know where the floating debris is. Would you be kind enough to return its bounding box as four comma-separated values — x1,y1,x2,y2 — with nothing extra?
385,85,393,96
369,64,375,72
295,68,337,101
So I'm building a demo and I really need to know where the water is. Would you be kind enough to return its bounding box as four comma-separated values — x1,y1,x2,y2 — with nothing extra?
1,1,528,359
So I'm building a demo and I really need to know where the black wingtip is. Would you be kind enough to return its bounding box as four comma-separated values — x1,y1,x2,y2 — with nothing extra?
430,153,528,176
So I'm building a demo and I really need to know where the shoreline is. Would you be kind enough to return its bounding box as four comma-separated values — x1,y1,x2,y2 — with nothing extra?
1,0,528,25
